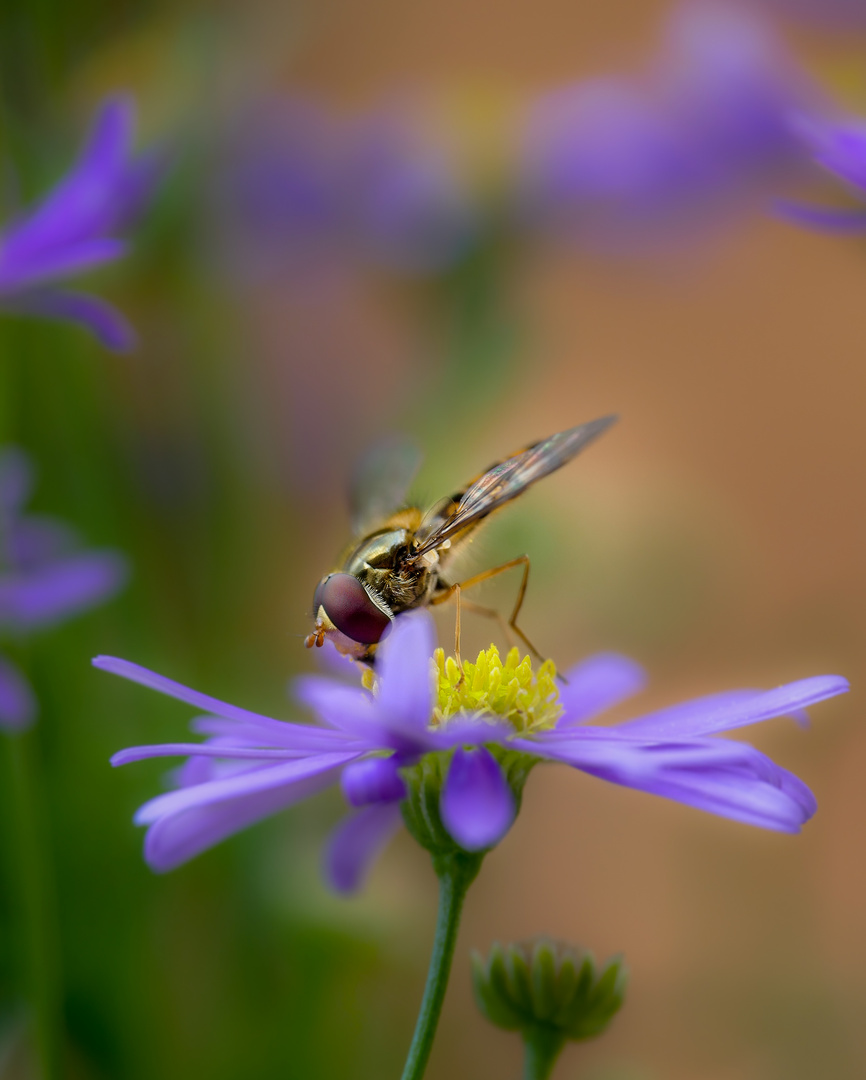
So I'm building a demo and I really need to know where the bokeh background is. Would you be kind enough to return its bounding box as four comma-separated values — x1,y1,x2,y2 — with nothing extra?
1,1,865,1077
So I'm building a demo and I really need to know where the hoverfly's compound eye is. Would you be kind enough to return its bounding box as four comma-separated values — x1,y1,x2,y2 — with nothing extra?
314,573,391,644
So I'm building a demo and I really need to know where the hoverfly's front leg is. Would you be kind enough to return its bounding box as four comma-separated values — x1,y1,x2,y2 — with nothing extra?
453,583,464,676
430,580,466,681
431,554,549,668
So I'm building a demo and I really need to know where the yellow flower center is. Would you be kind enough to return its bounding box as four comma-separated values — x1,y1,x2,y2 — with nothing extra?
432,645,563,735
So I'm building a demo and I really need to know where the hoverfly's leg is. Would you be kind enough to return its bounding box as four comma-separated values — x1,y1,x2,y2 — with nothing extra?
453,555,547,666
455,597,516,650
430,554,550,668
453,583,465,678
429,581,466,681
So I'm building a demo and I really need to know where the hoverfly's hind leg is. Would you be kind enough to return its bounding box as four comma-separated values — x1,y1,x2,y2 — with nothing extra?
431,554,558,675
454,597,516,652
498,555,551,671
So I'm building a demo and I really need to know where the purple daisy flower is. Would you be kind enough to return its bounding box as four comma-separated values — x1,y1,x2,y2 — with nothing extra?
100,611,846,893
777,116,866,232
0,96,163,351
516,4,819,253
0,447,128,731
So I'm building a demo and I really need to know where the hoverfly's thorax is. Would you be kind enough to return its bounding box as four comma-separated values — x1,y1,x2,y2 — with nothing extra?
341,527,433,612
344,529,413,579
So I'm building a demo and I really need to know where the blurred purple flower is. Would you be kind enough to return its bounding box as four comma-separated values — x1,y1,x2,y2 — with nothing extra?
214,98,477,277
517,4,820,252
0,96,163,351
0,447,128,731
777,117,866,231
101,610,846,893
214,99,345,277
343,108,477,272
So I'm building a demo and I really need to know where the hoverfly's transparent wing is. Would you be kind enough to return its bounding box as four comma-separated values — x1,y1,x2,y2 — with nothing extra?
348,434,424,537
412,415,617,558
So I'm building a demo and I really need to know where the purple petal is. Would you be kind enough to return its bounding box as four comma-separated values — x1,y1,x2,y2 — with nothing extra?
341,756,406,807
1,98,135,260
189,715,363,752
79,97,135,182
172,753,221,789
440,747,515,851
166,738,277,788
631,763,813,831
0,654,37,731
375,611,436,731
9,291,137,352
135,750,358,826
312,637,363,679
95,656,301,734
142,756,349,872
113,743,320,766
294,620,439,756
0,238,127,293
292,674,378,736
0,550,128,630
613,675,848,739
520,733,815,832
325,802,403,894
0,95,160,332
792,117,866,190
775,200,866,233
557,653,647,725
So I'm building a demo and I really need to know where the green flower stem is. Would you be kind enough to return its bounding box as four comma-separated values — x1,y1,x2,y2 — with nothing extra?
7,728,63,1079
523,1027,567,1080
400,853,482,1080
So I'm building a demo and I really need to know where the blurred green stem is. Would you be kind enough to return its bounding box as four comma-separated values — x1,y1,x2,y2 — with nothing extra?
400,853,481,1080
414,236,519,443
8,727,63,1079
523,1027,567,1080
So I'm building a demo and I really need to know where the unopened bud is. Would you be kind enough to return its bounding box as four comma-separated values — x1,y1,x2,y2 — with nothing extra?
472,937,627,1043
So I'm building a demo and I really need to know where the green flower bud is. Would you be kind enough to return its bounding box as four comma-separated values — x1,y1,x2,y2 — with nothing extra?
401,752,463,860
472,937,627,1043
400,747,537,867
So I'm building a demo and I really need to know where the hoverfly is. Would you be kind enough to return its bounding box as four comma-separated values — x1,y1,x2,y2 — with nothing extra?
306,416,617,666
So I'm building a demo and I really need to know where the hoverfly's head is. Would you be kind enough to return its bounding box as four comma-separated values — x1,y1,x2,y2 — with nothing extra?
305,573,393,656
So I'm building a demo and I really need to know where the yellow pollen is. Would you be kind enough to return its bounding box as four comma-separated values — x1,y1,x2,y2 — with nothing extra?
432,645,563,735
